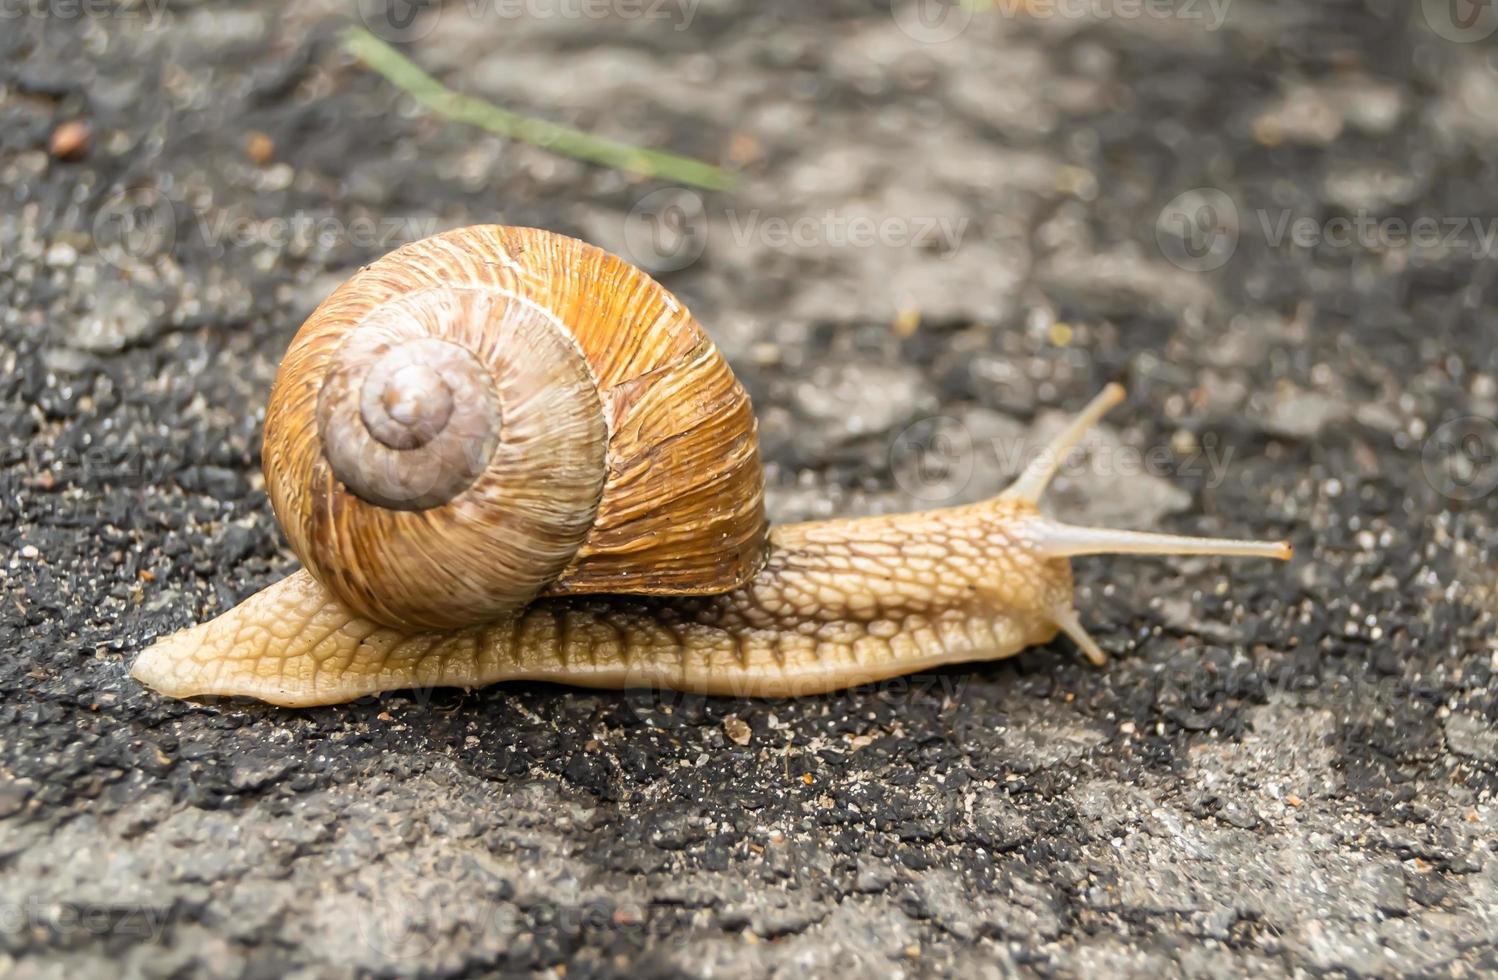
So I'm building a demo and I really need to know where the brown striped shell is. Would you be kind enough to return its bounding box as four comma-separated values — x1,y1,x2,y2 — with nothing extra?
262,226,765,630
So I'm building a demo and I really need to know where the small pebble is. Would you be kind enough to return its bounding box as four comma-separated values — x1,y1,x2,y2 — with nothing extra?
45,242,78,268
893,308,921,338
724,716,752,746
49,120,91,161
245,130,274,166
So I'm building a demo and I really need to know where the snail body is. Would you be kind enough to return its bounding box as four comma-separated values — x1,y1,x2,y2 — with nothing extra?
132,227,1291,707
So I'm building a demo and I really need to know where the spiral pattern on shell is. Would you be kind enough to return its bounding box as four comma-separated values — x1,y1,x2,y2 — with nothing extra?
318,305,505,511
262,226,766,630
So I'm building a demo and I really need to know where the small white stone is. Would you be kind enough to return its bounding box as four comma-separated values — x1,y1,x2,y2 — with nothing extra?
45,242,78,268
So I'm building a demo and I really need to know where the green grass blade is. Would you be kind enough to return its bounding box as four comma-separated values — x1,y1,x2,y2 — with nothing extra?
342,27,738,192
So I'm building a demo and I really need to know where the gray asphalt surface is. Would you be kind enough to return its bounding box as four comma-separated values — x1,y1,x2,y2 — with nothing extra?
3,2,1497,977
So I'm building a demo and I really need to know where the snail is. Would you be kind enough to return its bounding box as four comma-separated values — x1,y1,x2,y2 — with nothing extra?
131,225,1292,708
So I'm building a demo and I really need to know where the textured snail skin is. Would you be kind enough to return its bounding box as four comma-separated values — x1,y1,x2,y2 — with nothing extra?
131,498,1075,707
131,383,1294,707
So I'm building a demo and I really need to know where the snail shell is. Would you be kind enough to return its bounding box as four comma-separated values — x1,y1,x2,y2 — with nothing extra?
262,226,765,630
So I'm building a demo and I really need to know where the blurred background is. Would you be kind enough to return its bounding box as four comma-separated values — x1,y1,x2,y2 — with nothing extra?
3,2,1498,977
